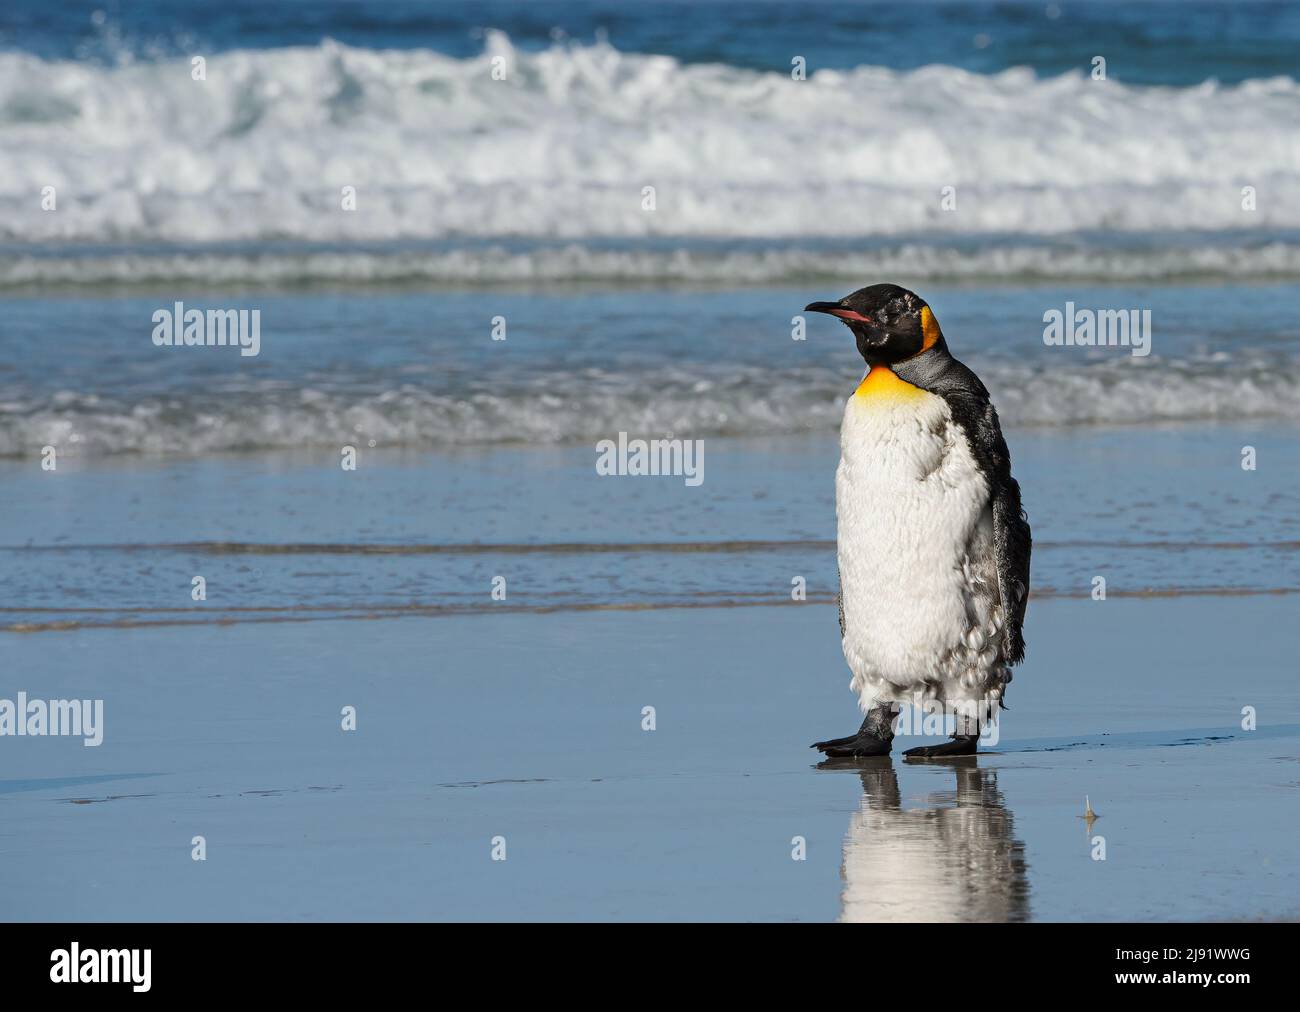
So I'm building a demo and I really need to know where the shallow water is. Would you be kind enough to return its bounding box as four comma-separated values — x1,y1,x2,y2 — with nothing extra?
1,599,1296,922
2,425,1298,630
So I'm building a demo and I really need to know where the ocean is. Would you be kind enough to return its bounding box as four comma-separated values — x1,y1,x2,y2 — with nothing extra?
1,0,1297,922
3,2,1300,453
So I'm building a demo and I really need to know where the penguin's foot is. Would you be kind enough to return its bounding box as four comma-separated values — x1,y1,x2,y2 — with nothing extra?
813,705,898,758
812,730,892,758
903,733,979,758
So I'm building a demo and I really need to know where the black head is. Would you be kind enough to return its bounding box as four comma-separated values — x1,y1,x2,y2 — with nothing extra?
805,283,945,365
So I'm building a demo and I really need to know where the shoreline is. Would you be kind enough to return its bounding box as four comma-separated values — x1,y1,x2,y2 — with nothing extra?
5,585,1300,635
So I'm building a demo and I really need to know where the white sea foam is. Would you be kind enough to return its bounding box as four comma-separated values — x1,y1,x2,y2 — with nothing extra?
1,34,1298,243
7,240,1300,288
4,357,1298,457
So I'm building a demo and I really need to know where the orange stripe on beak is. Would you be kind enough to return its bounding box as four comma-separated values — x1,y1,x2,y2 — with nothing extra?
827,308,872,322
805,301,874,323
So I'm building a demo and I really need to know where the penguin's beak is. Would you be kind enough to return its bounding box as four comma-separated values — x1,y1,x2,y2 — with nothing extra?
805,301,872,323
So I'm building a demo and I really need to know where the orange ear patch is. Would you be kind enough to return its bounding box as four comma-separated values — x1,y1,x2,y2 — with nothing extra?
919,305,942,352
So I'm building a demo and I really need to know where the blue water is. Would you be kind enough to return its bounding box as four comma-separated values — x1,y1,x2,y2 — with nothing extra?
1,0,1297,451
3,2,1298,264
6,0,1299,84
2,283,1298,458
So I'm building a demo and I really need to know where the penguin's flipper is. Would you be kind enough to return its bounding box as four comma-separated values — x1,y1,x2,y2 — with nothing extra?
986,410,1032,665
959,396,1032,666
916,361,1032,666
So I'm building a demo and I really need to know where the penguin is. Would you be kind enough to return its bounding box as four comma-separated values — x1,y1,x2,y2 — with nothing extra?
804,284,1031,758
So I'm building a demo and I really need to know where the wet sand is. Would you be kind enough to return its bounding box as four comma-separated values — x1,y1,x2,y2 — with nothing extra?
1,594,1295,922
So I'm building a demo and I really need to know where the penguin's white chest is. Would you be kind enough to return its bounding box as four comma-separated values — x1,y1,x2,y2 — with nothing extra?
836,367,1004,706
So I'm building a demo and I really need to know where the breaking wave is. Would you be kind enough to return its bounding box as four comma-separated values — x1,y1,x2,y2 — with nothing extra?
2,33,1299,245
4,355,1298,456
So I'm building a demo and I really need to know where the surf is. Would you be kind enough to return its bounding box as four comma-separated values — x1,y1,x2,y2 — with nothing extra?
3,34,1300,244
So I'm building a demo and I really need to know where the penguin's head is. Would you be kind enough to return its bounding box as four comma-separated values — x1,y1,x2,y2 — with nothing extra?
805,283,945,365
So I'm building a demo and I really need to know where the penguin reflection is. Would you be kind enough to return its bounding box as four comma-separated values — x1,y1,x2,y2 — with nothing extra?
836,759,1030,923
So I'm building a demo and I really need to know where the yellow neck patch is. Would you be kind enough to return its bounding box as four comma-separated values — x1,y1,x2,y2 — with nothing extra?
853,365,926,402
919,305,942,354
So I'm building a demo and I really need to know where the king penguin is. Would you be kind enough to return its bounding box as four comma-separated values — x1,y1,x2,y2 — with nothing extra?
804,284,1031,758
